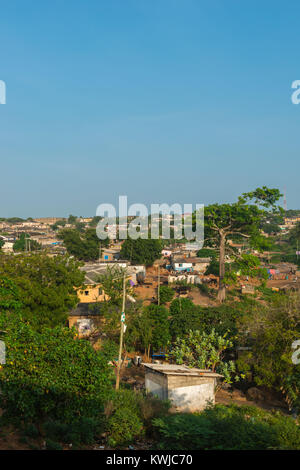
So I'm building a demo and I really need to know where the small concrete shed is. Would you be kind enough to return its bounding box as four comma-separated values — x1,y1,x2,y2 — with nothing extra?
143,364,222,413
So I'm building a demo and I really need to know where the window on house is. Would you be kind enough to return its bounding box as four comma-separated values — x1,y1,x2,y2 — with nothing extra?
98,288,103,295
84,290,89,296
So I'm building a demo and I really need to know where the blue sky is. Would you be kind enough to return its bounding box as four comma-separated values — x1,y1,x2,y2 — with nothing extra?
0,0,299,217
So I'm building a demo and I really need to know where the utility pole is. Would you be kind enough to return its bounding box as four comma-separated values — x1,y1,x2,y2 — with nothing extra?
115,271,126,390
157,264,160,305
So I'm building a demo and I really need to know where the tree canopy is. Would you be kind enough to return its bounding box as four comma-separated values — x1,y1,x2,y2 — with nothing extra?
203,187,283,301
0,253,84,328
120,238,162,266
58,228,108,261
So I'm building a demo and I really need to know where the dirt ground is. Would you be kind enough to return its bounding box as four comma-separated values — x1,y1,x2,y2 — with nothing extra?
134,265,218,307
134,261,300,309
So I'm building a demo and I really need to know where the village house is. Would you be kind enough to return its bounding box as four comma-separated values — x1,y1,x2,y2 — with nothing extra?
101,248,120,261
68,303,102,336
161,248,173,257
69,262,145,335
171,257,211,273
168,273,201,285
76,284,109,303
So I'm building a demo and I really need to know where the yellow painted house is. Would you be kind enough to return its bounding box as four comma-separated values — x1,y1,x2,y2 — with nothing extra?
76,284,109,303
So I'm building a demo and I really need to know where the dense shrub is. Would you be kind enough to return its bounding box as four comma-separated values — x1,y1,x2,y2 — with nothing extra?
43,416,104,445
137,394,170,434
169,298,202,339
153,404,300,450
45,439,63,450
0,254,84,328
100,339,119,362
105,390,144,447
168,329,239,385
0,314,113,423
159,286,174,304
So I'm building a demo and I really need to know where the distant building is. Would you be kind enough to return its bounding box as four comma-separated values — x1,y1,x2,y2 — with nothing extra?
76,284,109,303
168,273,201,285
161,249,173,257
68,303,102,337
101,248,120,261
171,257,211,273
1,241,14,252
33,217,65,226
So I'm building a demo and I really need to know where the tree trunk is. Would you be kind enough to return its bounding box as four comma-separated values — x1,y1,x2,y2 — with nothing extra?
218,232,226,302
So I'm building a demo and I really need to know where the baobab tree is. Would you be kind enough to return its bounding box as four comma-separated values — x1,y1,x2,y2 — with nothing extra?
204,187,283,302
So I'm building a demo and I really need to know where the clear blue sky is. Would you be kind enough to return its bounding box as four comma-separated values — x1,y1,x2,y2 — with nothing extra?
0,0,299,217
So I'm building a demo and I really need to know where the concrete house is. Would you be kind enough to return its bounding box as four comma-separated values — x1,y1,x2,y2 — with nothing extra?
171,257,211,273
101,248,120,261
161,249,173,258
68,303,102,337
168,273,201,285
144,364,222,413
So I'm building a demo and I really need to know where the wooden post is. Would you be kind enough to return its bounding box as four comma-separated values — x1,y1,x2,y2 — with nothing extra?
115,272,126,390
157,265,160,305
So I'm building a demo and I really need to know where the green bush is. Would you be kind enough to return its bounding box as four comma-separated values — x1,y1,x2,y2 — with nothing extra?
22,423,39,439
45,439,63,450
152,404,300,450
159,286,174,304
106,390,144,447
107,407,143,447
0,314,113,423
43,416,104,445
198,283,210,295
137,394,170,434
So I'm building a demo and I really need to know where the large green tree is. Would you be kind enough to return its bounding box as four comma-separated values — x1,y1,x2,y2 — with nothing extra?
169,298,202,340
203,187,283,301
0,253,84,328
127,304,170,356
120,238,162,266
237,292,300,411
58,228,108,261
13,233,41,252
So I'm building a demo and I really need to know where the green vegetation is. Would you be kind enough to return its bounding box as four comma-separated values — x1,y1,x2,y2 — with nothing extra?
120,238,162,266
158,285,174,304
237,292,300,410
0,253,84,328
0,313,113,423
0,192,299,450
51,219,66,231
169,298,202,339
127,304,170,356
13,233,41,252
153,404,300,450
203,186,283,301
58,228,108,261
168,329,239,385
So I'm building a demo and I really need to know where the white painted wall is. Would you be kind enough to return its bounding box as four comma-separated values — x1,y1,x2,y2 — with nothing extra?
169,383,215,412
